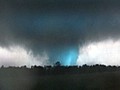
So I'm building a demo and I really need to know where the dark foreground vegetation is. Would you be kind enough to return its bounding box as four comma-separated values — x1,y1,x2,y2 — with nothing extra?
0,64,120,90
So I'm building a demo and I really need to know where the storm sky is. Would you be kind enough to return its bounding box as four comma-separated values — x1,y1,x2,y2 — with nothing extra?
1,0,120,66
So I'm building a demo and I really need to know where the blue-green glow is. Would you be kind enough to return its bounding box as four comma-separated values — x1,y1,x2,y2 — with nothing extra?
58,48,78,65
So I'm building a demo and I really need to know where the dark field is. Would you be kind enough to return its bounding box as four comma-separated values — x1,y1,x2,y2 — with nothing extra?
33,72,120,90
0,65,120,90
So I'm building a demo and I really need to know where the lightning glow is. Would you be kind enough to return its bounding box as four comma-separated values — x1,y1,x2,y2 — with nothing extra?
62,49,78,65
77,39,120,66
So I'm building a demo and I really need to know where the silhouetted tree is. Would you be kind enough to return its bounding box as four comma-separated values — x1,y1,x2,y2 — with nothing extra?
54,61,61,67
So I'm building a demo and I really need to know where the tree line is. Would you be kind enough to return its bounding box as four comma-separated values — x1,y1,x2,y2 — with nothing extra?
0,62,120,75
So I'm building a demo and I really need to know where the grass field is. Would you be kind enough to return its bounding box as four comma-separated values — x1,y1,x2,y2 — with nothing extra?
0,69,120,90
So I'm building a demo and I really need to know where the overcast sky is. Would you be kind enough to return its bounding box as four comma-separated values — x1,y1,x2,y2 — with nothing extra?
0,0,120,66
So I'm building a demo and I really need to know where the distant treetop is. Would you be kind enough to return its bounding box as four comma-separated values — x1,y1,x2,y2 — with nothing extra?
54,61,61,67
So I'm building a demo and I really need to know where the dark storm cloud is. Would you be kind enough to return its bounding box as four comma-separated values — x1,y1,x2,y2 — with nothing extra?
1,0,120,12
1,0,120,64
